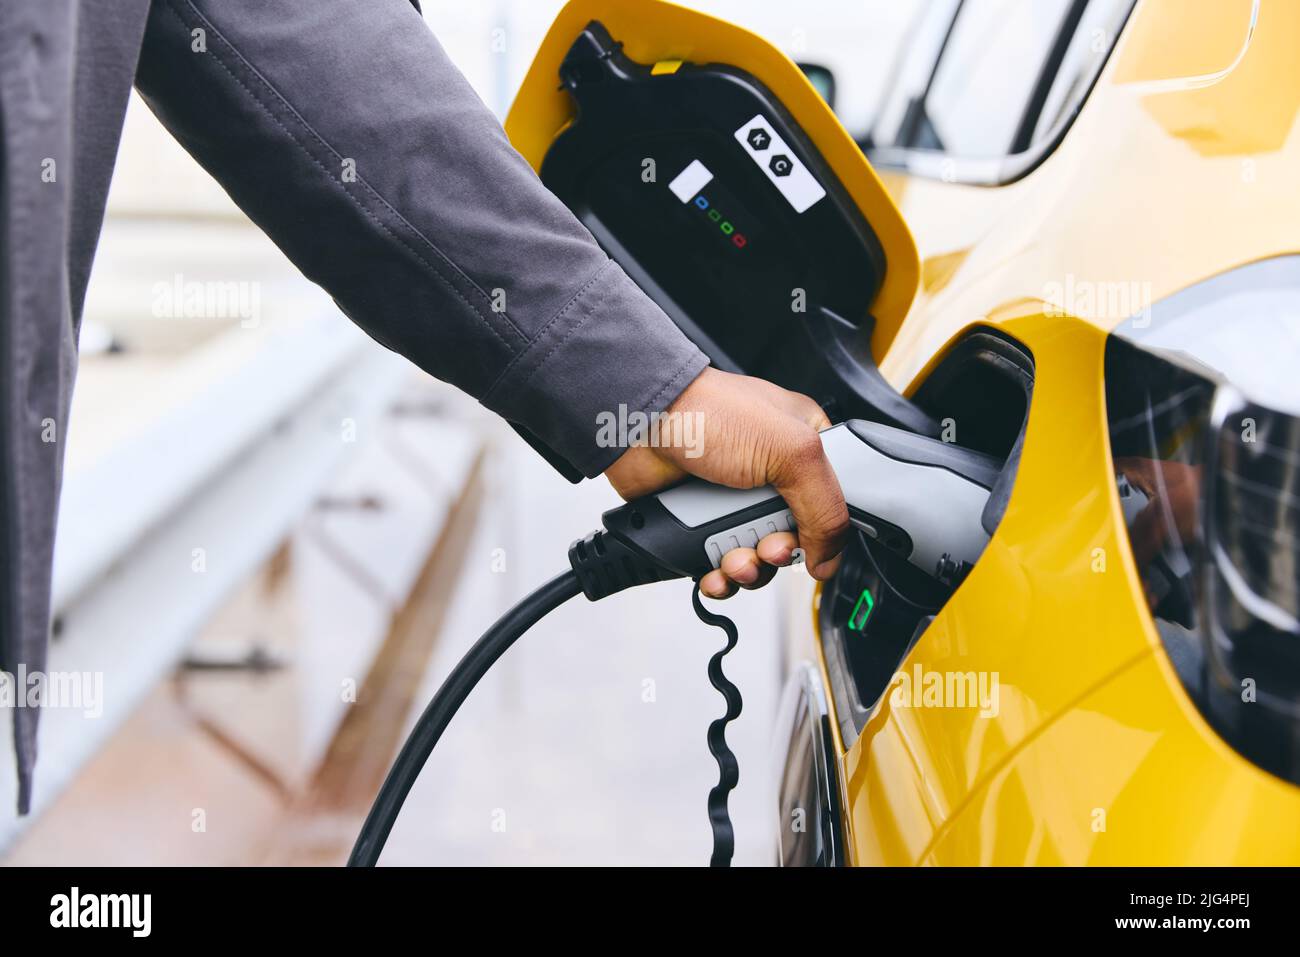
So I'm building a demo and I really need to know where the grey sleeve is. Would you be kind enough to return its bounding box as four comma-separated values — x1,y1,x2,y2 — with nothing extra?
134,0,708,478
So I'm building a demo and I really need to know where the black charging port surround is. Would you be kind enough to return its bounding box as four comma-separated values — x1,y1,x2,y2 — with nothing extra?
817,330,1035,745
540,21,938,438
819,527,950,741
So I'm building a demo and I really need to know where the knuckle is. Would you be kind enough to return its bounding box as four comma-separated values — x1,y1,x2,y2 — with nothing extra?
778,427,825,474
719,549,753,576
797,395,830,427
804,500,850,540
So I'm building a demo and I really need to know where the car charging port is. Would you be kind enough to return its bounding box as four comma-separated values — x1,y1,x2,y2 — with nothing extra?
821,527,953,728
818,330,1034,745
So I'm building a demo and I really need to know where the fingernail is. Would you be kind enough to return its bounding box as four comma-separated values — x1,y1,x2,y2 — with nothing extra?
732,562,759,585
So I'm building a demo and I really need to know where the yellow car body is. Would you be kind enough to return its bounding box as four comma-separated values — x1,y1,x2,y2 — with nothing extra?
510,0,1300,864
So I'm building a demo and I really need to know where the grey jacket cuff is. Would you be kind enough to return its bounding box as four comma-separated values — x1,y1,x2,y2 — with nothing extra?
481,261,710,478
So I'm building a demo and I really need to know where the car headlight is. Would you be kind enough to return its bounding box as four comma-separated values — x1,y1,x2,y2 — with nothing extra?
1105,255,1300,784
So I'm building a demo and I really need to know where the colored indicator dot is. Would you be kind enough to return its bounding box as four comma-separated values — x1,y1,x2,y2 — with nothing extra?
708,209,721,222
720,222,734,235
694,195,709,210
732,234,747,248
847,588,875,631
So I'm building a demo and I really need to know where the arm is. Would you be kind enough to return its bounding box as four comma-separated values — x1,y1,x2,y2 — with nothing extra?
135,0,707,479
135,0,848,587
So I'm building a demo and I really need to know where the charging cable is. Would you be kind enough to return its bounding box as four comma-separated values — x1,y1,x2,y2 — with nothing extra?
348,570,582,867
693,582,742,866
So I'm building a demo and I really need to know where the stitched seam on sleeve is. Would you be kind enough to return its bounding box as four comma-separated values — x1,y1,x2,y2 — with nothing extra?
166,0,527,350
645,353,705,414
578,355,703,475
481,260,614,401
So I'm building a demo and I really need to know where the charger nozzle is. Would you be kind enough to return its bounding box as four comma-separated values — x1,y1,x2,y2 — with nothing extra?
574,421,998,596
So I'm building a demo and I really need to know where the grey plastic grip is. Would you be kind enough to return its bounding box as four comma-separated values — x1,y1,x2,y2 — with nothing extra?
703,509,796,567
656,423,992,576
657,481,781,528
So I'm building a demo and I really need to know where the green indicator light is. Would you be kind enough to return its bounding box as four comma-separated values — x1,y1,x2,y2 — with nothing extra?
847,588,875,631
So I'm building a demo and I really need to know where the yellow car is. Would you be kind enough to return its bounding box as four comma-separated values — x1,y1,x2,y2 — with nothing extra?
506,0,1300,865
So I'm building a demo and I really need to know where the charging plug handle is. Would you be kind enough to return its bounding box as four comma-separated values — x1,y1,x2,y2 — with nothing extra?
569,420,1000,600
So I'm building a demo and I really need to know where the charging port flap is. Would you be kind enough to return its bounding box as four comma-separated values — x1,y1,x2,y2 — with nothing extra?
507,0,933,435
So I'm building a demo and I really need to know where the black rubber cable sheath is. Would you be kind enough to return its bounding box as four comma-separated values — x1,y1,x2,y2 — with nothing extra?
348,569,583,867
692,582,743,867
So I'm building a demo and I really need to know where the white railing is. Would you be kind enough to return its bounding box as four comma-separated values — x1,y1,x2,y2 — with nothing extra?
0,309,409,851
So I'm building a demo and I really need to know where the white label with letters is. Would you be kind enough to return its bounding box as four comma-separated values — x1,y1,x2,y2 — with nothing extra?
733,114,825,213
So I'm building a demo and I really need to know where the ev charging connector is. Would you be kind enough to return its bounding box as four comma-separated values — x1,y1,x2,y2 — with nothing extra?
568,419,998,600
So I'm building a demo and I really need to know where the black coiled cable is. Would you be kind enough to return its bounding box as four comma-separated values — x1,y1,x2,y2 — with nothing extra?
692,582,743,867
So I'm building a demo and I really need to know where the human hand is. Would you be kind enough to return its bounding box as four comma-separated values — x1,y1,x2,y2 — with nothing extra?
604,368,850,598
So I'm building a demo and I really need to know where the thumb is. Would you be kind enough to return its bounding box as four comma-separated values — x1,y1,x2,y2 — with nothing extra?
769,430,850,579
